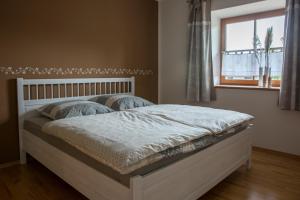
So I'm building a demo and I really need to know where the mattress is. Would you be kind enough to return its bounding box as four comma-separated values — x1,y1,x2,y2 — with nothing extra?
24,114,250,187
41,105,253,174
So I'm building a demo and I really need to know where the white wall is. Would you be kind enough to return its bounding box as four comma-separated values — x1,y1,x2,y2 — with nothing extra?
210,89,300,155
158,0,300,155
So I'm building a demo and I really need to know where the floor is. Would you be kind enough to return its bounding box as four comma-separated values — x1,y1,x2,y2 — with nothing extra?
0,148,299,200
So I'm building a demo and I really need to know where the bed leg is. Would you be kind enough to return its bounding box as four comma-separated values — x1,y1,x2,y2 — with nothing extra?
246,144,252,170
246,158,251,169
130,176,143,200
20,150,27,164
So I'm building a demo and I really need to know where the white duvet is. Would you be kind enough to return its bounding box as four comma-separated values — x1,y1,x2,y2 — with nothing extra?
131,105,252,134
42,104,253,174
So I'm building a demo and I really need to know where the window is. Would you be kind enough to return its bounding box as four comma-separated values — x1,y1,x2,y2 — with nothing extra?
220,9,285,87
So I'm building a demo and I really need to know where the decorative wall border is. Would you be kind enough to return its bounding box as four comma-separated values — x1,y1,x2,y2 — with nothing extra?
0,66,153,76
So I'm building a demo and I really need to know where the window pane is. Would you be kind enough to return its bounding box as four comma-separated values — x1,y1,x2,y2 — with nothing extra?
226,20,254,51
257,16,285,48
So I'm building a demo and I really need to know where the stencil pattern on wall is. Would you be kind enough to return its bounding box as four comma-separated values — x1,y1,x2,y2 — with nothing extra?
0,66,153,76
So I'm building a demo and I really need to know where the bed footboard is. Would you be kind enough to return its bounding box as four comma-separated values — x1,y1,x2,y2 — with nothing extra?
22,130,131,200
130,128,252,200
22,127,251,200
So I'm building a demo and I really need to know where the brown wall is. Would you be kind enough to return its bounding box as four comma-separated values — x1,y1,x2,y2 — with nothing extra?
0,0,158,163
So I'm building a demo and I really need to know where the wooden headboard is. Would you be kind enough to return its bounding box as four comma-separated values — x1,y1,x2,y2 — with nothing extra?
17,77,135,112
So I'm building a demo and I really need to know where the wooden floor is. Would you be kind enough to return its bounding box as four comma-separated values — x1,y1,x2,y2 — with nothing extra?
0,148,299,200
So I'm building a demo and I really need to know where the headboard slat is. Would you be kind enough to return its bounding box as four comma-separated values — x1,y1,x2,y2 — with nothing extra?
35,85,38,99
58,84,61,98
83,83,86,96
109,82,112,94
28,85,31,100
43,84,46,99
51,84,54,99
71,83,74,97
78,84,80,96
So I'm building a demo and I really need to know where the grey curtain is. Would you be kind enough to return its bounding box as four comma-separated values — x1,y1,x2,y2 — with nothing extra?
279,0,300,111
186,0,215,102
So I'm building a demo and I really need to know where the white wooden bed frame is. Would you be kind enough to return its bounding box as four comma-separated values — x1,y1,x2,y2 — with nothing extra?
17,77,252,200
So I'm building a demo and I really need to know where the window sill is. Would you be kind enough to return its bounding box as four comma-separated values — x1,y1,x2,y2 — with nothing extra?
215,85,280,91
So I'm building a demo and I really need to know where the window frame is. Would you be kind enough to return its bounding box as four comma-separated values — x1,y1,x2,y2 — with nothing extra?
220,9,285,87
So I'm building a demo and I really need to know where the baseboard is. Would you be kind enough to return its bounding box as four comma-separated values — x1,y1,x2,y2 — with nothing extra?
253,146,300,160
0,161,20,169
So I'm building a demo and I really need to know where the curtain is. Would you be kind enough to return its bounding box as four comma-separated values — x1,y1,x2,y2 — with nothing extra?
279,0,300,111
222,51,283,77
186,0,215,102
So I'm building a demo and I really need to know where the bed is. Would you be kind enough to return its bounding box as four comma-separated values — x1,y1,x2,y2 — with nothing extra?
17,77,253,200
